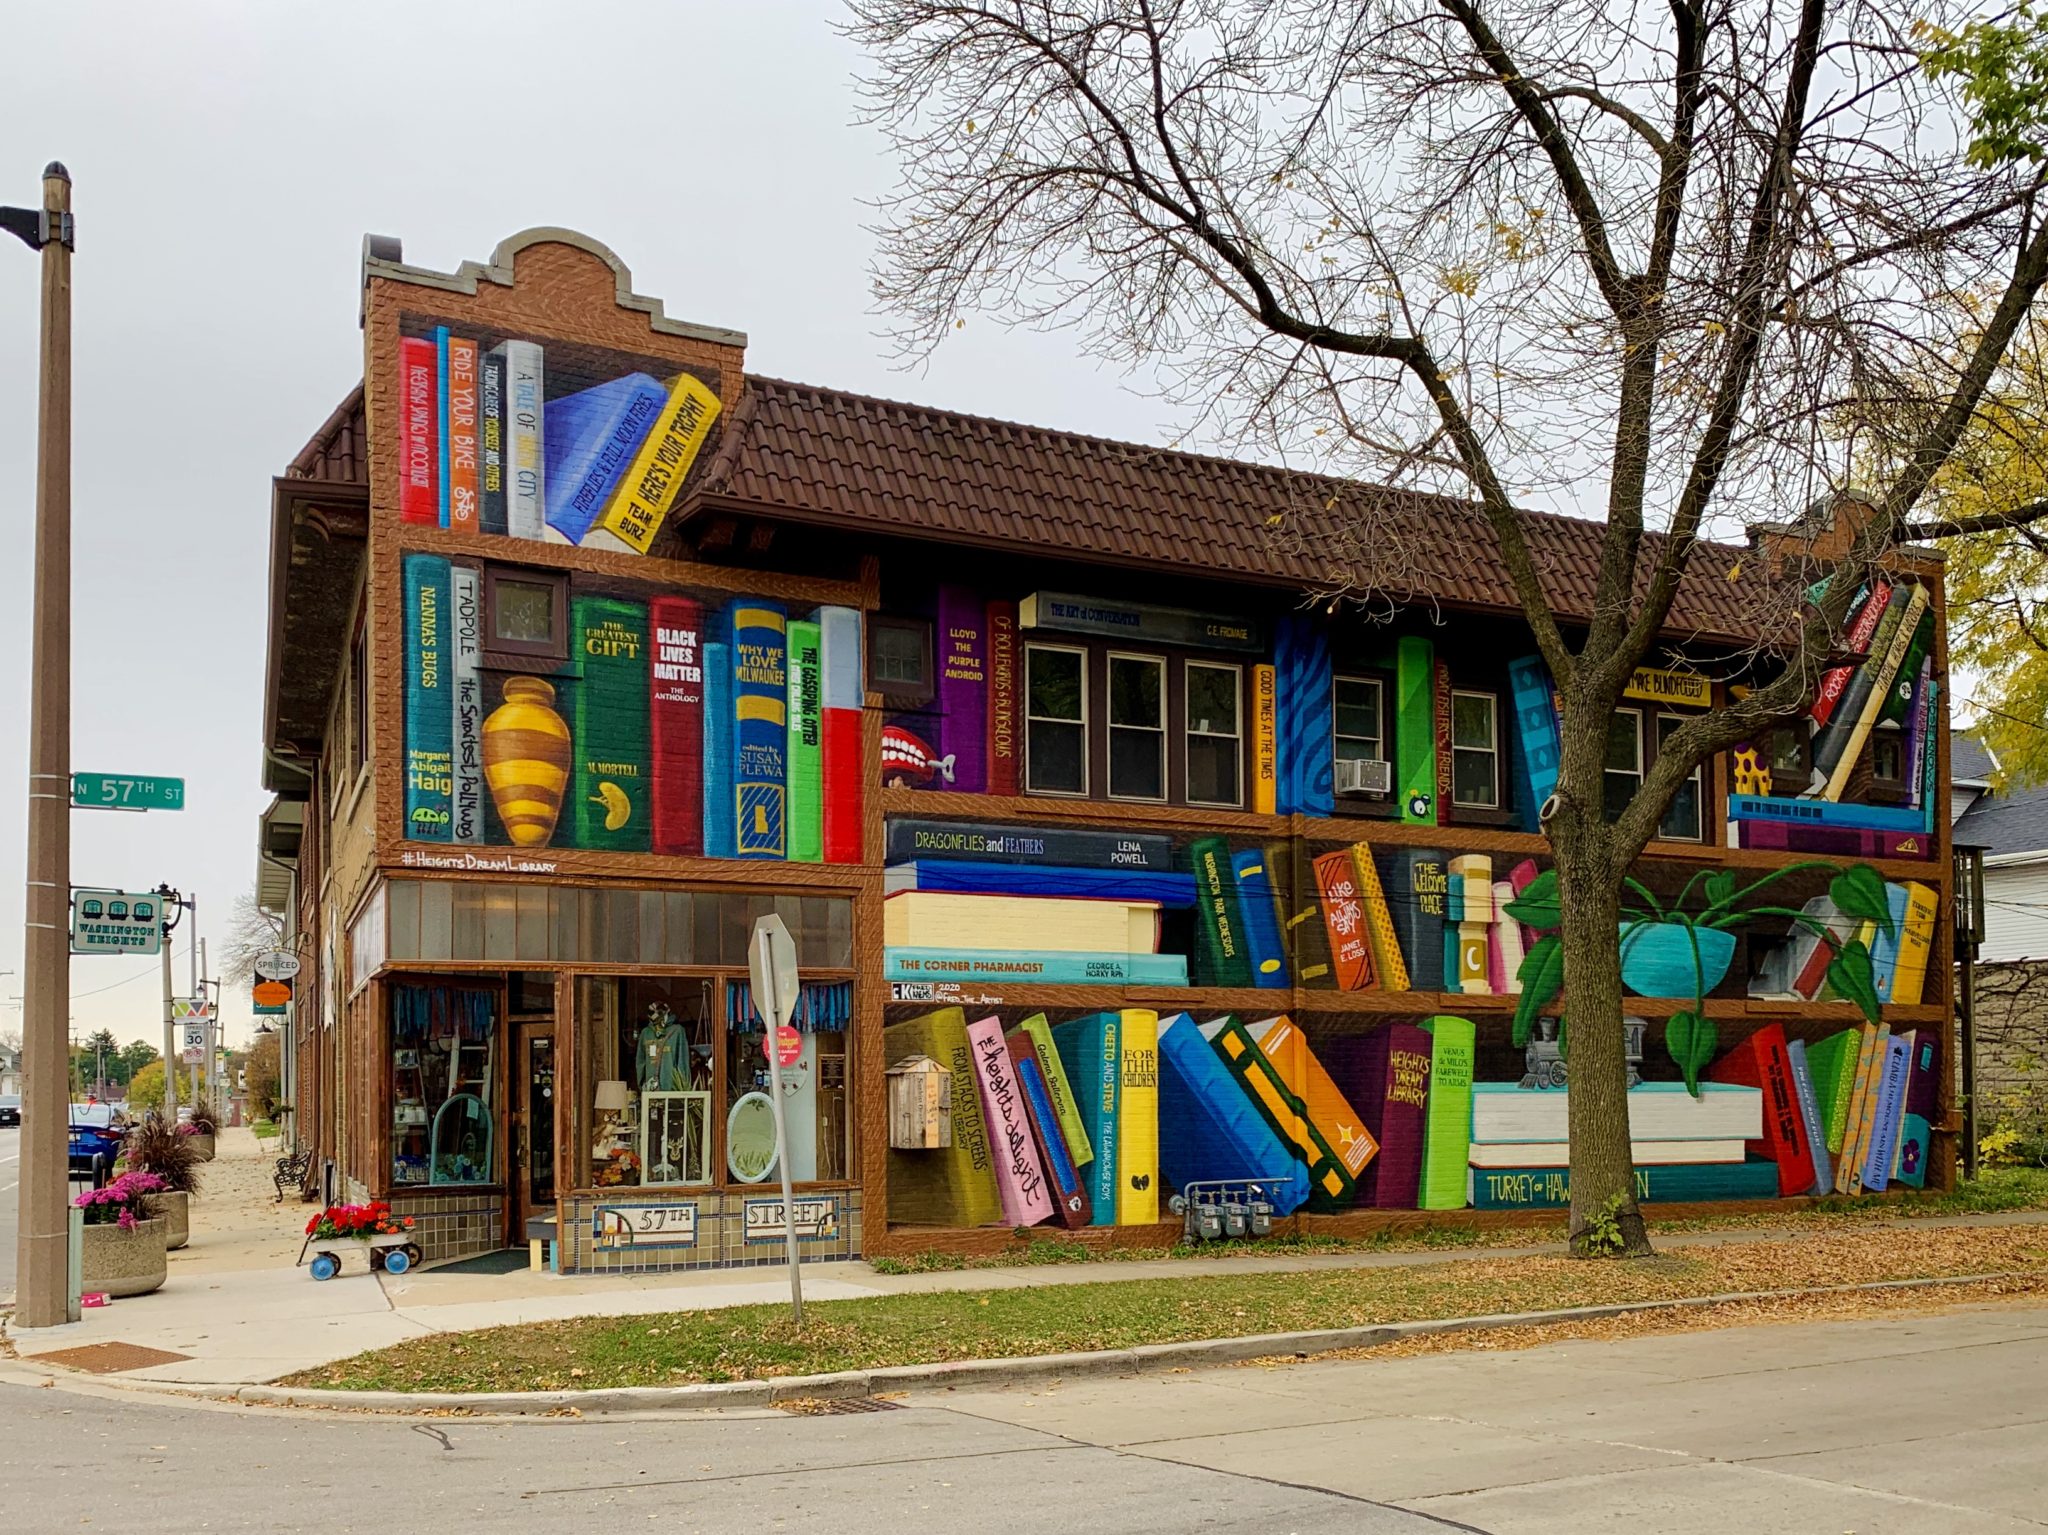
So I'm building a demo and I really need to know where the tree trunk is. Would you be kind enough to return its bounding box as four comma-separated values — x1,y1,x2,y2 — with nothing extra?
1550,806,1653,1257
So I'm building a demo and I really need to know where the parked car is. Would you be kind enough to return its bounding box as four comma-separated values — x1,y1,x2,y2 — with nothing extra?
68,1104,123,1187
0,1094,20,1127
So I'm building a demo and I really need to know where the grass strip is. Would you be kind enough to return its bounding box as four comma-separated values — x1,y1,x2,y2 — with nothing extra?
285,1219,2048,1394
869,1167,2048,1273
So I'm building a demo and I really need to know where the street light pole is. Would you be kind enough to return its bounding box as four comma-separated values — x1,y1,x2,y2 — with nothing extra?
9,163,74,1329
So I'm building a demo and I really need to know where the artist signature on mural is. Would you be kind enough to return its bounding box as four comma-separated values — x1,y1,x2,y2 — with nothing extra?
399,848,560,874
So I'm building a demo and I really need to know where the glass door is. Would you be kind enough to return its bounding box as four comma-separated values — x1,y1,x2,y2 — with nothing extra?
512,1026,557,1235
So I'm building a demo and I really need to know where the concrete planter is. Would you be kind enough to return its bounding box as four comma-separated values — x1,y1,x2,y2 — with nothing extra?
152,1190,189,1250
183,1133,216,1162
81,1217,168,1298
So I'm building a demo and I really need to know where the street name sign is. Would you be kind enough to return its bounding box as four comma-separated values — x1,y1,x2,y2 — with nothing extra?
72,773,185,811
70,889,164,956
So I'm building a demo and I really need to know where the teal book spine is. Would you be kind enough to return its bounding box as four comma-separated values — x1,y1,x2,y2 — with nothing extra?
703,636,736,859
402,553,453,841
1471,1160,1780,1210
1052,1013,1121,1225
786,618,824,863
884,949,1189,985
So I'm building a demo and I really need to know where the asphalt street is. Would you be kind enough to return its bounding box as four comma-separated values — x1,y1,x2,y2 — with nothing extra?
3,1302,2046,1533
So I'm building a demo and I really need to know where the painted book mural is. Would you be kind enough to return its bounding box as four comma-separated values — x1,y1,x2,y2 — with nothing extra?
394,315,723,558
400,552,861,861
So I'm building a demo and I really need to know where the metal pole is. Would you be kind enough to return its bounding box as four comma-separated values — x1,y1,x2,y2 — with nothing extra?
763,1002,804,1325
1960,940,1978,1182
14,163,73,1329
161,906,177,1127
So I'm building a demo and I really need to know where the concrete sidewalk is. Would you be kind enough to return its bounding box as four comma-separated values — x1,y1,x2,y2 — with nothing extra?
9,1135,2046,1391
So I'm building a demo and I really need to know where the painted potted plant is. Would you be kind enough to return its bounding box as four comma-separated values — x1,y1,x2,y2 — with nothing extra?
1505,861,1893,1094
179,1098,219,1161
75,1170,171,1298
122,1114,203,1250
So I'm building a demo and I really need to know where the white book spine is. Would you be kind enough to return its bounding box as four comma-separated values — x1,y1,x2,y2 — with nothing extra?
505,340,547,540
450,564,484,845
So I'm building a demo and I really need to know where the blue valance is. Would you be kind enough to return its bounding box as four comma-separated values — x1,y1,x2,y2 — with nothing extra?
725,980,852,1032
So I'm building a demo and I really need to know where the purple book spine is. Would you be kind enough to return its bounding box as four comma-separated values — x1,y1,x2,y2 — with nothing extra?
936,586,989,793
1738,819,1934,861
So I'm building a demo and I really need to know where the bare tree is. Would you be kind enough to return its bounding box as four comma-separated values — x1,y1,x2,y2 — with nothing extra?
850,0,2048,1253
218,887,284,996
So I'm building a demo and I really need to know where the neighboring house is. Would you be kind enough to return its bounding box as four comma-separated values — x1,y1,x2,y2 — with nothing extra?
1951,733,2048,1129
0,1041,20,1096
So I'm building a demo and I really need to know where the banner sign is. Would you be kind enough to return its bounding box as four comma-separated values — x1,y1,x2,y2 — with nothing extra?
1019,592,1263,653
1623,667,1712,708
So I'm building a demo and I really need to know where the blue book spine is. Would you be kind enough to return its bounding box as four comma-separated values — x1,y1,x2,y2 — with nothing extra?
1786,1039,1834,1196
702,638,736,858
1507,656,1561,830
541,373,667,544
886,862,1198,906
434,326,452,529
1052,1014,1121,1225
1275,616,1333,815
1726,794,1928,833
1920,678,1941,835
1871,883,1909,1001
731,601,788,859
1230,849,1290,988
1017,1054,1084,1206
402,553,454,841
883,949,1189,985
1862,1035,1911,1192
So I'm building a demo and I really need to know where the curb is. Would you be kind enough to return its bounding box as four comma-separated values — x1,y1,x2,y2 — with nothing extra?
46,1267,2038,1415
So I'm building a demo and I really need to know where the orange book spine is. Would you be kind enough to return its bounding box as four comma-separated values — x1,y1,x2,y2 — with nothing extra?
1351,842,1410,992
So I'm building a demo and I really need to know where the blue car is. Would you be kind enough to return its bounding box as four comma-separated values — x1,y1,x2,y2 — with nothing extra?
68,1105,123,1188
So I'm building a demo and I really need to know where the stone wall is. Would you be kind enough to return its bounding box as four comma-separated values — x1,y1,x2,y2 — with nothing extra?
558,1189,864,1274
387,1187,506,1263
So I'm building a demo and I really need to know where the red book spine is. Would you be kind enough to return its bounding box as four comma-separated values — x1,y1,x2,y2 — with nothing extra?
1811,582,1891,726
399,337,439,525
821,707,863,863
1707,1023,1814,1197
1314,849,1375,991
649,597,706,855
446,337,480,533
986,601,1019,796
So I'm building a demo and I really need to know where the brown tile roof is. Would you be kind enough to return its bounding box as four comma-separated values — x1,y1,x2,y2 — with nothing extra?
695,377,1773,645
289,384,367,484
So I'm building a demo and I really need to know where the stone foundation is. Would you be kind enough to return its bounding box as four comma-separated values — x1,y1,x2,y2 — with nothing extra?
557,1189,864,1274
386,1187,505,1263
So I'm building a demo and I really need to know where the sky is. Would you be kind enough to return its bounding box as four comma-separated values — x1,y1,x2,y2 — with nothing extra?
0,2,1186,1055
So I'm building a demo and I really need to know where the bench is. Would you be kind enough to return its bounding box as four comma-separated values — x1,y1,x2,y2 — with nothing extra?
273,1148,313,1203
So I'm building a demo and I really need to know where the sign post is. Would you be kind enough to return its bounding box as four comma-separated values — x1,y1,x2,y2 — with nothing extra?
747,914,805,1325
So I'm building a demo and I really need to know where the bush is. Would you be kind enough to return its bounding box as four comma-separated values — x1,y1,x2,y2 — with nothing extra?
124,1114,203,1195
184,1097,220,1135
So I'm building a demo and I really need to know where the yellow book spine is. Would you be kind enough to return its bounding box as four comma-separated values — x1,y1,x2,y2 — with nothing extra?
1888,881,1938,1006
1350,842,1410,992
1115,1009,1160,1226
1253,665,1277,815
590,372,723,554
1835,1024,1879,1193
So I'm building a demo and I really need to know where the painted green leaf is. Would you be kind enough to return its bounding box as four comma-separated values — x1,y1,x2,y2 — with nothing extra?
1830,864,1894,940
1503,870,1561,932
1826,941,1883,1023
1512,934,1564,1047
1705,871,1737,909
1665,1009,1718,1098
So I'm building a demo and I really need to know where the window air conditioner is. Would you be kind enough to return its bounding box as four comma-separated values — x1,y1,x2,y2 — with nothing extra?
1334,758,1392,796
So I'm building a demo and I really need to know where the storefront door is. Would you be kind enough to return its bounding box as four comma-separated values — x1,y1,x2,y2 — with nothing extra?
512,1024,557,1238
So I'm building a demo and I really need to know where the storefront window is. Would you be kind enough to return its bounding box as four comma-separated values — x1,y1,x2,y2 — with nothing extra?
724,980,852,1185
579,977,716,1190
390,983,497,1186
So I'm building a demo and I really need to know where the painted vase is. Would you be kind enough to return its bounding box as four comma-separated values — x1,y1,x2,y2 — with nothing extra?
1618,922,1736,998
483,677,572,847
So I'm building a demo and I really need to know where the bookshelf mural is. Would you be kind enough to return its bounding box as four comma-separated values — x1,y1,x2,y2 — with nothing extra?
402,552,863,860
395,315,722,556
882,815,1945,1228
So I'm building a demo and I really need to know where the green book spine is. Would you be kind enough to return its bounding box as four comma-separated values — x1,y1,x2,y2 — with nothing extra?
1395,636,1438,823
1020,1012,1092,1165
1417,1014,1476,1210
570,595,652,852
786,619,824,862
1189,835,1254,987
1806,1029,1860,1155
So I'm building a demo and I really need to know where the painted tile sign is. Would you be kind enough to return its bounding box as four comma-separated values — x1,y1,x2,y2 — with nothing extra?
593,1202,698,1250
742,1195,840,1244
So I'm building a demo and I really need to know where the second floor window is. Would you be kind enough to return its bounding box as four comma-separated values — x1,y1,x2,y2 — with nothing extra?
1026,644,1087,795
1656,713,1704,841
1605,708,1645,821
1108,654,1167,800
1334,675,1387,796
1450,690,1500,809
870,617,934,707
1185,662,1243,807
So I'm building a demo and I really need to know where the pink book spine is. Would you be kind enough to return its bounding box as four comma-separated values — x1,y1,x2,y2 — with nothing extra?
1509,857,1542,952
965,1014,1055,1227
